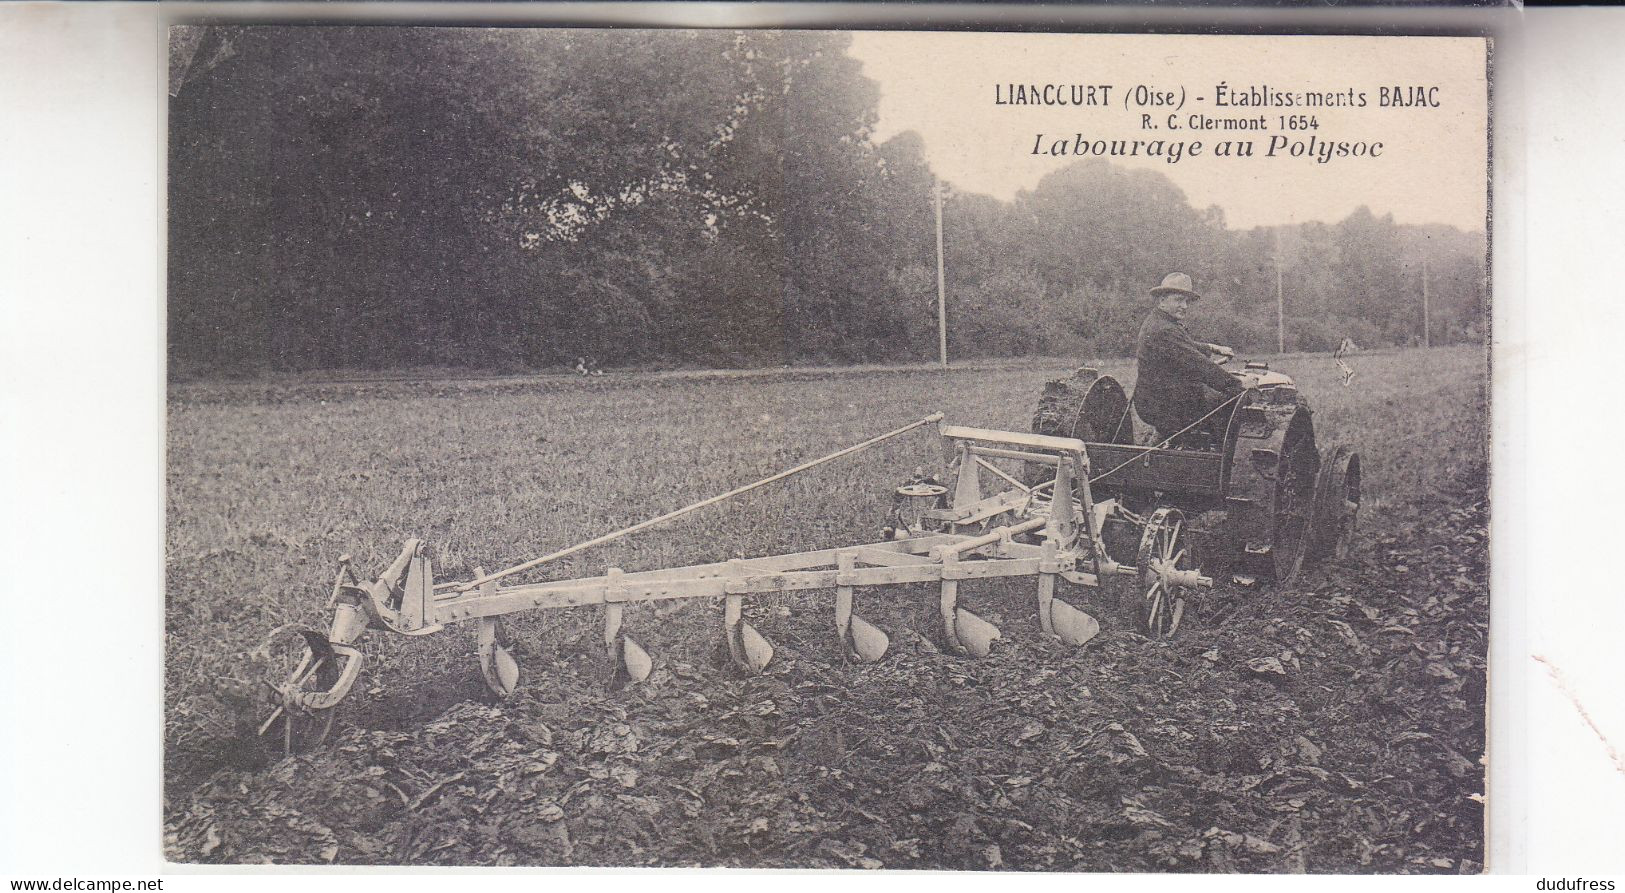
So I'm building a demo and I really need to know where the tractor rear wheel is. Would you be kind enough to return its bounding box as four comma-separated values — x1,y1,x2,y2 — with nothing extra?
1030,368,1132,489
1031,368,1133,445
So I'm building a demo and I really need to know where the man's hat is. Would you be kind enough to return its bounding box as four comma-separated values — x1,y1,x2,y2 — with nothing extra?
1150,272,1202,301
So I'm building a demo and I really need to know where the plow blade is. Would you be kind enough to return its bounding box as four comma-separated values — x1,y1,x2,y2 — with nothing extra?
732,621,775,673
1046,598,1100,647
834,553,888,663
952,609,1001,658
724,591,774,673
603,592,653,684
489,646,521,696
478,640,521,699
296,628,337,665
477,617,520,699
621,635,653,682
847,614,890,663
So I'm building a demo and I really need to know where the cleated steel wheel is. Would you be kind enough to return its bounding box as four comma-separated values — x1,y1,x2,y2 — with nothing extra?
1307,445,1361,562
256,628,341,757
1029,368,1132,487
1137,508,1193,639
1269,410,1320,582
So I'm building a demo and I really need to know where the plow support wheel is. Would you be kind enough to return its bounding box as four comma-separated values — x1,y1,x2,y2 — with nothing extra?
1136,508,1211,639
255,625,362,756
1307,445,1361,562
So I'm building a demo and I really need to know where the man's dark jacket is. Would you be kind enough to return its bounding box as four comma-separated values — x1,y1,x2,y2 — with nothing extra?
1132,307,1243,436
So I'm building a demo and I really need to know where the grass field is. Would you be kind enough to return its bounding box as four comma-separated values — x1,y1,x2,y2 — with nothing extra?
165,345,1489,868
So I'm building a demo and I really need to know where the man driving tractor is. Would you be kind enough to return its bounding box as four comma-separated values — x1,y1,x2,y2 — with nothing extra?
1131,272,1256,446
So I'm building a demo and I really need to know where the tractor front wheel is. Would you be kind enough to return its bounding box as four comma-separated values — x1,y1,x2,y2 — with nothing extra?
1307,445,1361,562
1137,508,1194,639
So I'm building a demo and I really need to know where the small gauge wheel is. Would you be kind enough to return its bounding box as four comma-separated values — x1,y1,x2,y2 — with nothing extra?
1137,508,1193,639
256,628,341,756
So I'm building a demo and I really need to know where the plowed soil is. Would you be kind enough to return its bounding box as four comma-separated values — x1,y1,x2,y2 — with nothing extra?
166,473,1487,872
164,348,1488,870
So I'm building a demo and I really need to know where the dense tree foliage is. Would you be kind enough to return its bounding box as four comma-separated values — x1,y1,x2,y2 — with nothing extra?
169,27,1487,376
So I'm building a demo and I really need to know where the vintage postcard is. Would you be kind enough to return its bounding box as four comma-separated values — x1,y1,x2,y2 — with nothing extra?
162,27,1490,871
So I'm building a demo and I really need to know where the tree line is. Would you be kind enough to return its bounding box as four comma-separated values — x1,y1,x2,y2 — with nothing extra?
168,27,1487,376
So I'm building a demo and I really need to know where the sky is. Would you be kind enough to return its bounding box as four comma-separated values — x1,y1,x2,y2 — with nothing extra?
847,33,1489,231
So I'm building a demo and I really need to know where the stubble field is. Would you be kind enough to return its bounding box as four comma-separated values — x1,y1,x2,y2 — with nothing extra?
165,345,1489,870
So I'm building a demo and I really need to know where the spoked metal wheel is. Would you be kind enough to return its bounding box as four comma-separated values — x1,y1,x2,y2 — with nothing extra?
256,627,343,757
1137,508,1194,638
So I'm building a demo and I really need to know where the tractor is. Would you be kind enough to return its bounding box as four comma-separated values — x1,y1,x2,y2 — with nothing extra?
1028,355,1362,635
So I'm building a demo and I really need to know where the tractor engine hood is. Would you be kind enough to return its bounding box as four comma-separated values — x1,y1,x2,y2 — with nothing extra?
1237,361,1295,390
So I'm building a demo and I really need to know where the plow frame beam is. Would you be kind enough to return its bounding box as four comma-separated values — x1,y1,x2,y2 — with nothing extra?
425,532,1097,628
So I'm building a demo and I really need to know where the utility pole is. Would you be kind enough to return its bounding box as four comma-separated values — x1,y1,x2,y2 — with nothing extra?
934,174,948,368
1275,228,1285,355
1421,253,1431,348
